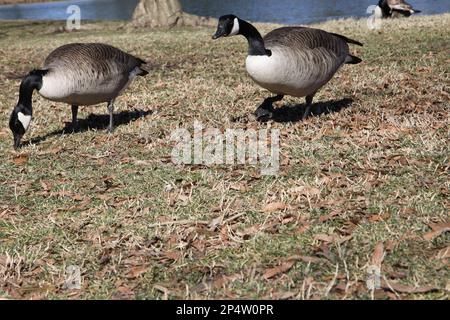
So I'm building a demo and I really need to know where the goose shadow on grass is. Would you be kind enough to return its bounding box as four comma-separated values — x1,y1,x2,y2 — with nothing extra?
272,98,354,123
23,109,152,147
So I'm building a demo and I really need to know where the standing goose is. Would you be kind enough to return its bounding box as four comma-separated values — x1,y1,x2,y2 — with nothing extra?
212,15,363,122
9,43,148,149
376,0,421,18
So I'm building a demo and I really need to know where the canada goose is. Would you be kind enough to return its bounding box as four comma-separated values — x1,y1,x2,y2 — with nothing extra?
9,43,148,150
376,0,421,18
212,15,363,122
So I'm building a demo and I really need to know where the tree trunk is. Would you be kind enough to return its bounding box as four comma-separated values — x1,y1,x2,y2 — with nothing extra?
132,0,216,28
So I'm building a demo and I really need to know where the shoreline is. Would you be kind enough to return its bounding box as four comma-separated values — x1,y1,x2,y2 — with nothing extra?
0,0,59,4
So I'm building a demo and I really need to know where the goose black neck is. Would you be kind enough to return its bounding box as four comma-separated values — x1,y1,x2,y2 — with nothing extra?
238,19,271,56
378,0,390,16
18,72,43,110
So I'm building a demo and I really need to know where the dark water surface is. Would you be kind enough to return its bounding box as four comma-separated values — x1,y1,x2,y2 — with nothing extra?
0,0,448,24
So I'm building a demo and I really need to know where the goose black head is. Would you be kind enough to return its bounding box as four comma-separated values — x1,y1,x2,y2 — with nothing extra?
377,0,392,17
10,69,46,150
213,14,240,39
9,105,31,150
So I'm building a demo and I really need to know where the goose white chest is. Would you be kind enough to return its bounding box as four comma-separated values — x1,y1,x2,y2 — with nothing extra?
38,72,73,101
245,49,322,98
245,51,287,89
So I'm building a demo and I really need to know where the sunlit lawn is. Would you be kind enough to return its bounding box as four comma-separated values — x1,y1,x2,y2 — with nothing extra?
0,15,448,299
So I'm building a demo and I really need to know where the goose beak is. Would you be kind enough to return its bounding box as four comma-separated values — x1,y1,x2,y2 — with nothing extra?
13,133,22,150
212,28,226,40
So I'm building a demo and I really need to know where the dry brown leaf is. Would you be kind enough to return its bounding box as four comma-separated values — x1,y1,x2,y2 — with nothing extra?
262,202,288,213
196,274,242,292
112,286,136,300
295,223,310,234
40,180,52,192
263,260,296,280
314,234,352,244
423,222,450,241
12,153,29,165
212,274,242,290
368,213,390,222
38,147,63,155
289,186,321,197
153,285,170,300
164,251,182,261
230,182,248,191
126,266,149,279
319,211,340,222
382,280,436,294
71,194,84,202
371,242,385,268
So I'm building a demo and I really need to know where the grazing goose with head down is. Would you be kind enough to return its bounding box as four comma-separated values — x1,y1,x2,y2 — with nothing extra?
9,43,148,150
376,0,421,18
213,15,363,122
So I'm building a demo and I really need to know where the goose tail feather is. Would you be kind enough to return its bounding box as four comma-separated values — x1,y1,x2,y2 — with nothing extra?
330,32,364,46
138,68,149,77
345,55,363,65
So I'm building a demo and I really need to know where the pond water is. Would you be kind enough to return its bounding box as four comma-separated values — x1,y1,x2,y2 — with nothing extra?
0,0,448,24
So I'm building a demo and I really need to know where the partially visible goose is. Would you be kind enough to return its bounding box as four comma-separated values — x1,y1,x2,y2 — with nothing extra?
9,43,148,149
376,0,421,18
212,15,363,121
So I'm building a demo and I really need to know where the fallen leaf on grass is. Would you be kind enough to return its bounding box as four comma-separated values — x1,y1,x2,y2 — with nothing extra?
294,223,310,234
423,222,450,241
51,191,85,202
381,280,437,294
262,202,288,213
40,180,53,192
164,251,183,261
153,285,170,300
38,147,63,156
368,213,391,222
289,186,321,197
263,260,296,280
112,286,136,300
200,274,243,292
314,234,352,244
11,153,29,165
126,266,149,279
0,128,10,138
371,242,385,268
319,211,340,222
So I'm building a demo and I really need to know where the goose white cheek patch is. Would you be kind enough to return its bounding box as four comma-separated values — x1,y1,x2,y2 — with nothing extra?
374,6,383,18
18,112,32,131
230,18,240,36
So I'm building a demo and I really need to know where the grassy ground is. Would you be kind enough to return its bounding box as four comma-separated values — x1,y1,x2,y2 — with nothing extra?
0,15,448,300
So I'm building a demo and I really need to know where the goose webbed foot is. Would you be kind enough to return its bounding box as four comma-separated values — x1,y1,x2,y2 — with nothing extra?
254,95,284,122
254,105,273,122
302,95,315,121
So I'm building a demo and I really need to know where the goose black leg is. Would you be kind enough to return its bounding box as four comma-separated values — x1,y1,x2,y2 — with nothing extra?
71,105,79,131
302,94,315,121
107,100,115,133
254,95,284,122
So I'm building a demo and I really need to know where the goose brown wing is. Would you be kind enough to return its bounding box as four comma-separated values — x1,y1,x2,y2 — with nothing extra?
43,43,146,76
387,0,414,12
264,27,351,58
